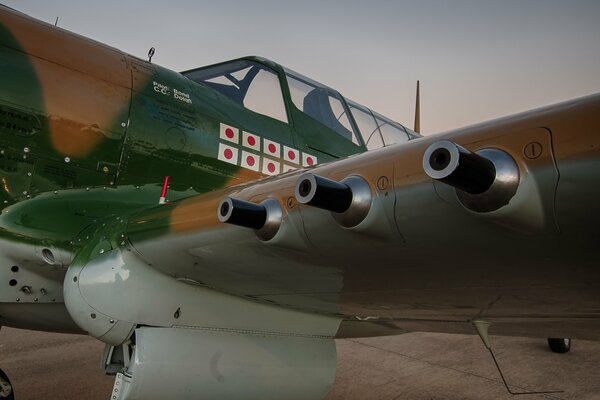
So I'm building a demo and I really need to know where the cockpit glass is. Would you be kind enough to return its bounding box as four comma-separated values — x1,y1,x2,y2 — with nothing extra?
185,58,419,149
184,60,288,123
230,66,252,81
348,102,384,150
286,73,360,145
371,111,411,145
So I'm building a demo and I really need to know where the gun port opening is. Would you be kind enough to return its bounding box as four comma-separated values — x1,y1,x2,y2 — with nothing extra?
220,201,230,218
430,148,451,171
298,179,312,197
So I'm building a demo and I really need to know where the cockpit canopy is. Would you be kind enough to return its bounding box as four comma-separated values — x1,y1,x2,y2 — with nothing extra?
182,57,419,151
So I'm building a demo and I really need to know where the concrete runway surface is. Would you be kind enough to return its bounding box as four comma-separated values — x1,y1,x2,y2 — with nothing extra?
0,327,599,400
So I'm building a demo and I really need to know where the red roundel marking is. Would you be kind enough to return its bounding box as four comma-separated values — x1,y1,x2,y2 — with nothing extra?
288,150,296,160
267,162,276,173
247,136,256,146
246,155,255,166
224,148,234,160
307,157,314,166
268,143,276,154
225,128,234,139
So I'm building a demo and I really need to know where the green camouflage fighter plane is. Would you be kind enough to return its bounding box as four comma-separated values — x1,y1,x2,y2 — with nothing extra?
1,4,599,400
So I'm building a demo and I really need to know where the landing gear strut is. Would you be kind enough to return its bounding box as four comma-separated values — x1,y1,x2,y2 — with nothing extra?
0,368,14,400
547,338,571,353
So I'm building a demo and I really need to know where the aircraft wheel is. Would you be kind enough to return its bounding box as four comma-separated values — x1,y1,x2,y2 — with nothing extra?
547,338,571,353
0,368,14,399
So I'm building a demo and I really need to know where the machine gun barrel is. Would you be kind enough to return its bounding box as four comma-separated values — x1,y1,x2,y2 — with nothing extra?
423,140,496,194
218,197,267,230
295,173,353,213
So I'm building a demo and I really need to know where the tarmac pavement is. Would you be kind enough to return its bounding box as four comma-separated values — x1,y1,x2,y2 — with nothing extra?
0,327,598,399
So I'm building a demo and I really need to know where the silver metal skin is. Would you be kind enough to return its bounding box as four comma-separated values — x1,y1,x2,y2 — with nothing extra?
332,176,372,228
63,235,340,399
457,148,520,212
0,240,80,333
257,198,283,241
111,327,336,400
63,243,340,345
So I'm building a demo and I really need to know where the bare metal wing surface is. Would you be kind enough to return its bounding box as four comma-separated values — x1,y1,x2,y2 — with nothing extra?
0,4,599,399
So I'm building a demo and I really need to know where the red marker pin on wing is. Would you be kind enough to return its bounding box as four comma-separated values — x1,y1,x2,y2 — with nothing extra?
159,175,170,204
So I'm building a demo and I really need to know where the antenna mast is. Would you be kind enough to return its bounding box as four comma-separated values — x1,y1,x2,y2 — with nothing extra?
414,80,420,134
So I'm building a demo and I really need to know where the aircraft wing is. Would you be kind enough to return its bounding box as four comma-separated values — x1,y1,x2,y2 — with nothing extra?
60,93,600,399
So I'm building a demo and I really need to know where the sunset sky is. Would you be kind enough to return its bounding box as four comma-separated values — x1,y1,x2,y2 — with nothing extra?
6,1,600,134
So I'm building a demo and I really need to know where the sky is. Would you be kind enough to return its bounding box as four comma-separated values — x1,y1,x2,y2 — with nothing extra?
4,0,600,135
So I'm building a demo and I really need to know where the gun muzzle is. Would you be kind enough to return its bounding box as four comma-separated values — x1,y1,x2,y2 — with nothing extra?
295,173,353,213
218,197,267,230
423,140,496,194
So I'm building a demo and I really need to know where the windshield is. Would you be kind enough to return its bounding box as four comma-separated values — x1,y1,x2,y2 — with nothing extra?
286,71,360,145
347,102,384,150
346,100,418,149
184,60,288,124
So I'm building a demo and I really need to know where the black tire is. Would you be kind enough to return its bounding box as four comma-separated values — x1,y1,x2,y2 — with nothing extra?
0,368,14,400
547,337,571,353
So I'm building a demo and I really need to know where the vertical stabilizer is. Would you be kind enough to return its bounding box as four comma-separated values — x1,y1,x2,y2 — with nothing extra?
414,80,420,134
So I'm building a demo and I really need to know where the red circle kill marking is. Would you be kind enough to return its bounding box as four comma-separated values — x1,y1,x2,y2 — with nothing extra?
267,163,276,173
288,150,296,160
246,156,255,166
224,149,233,160
225,128,234,139
307,157,314,166
268,143,277,153
247,136,256,146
